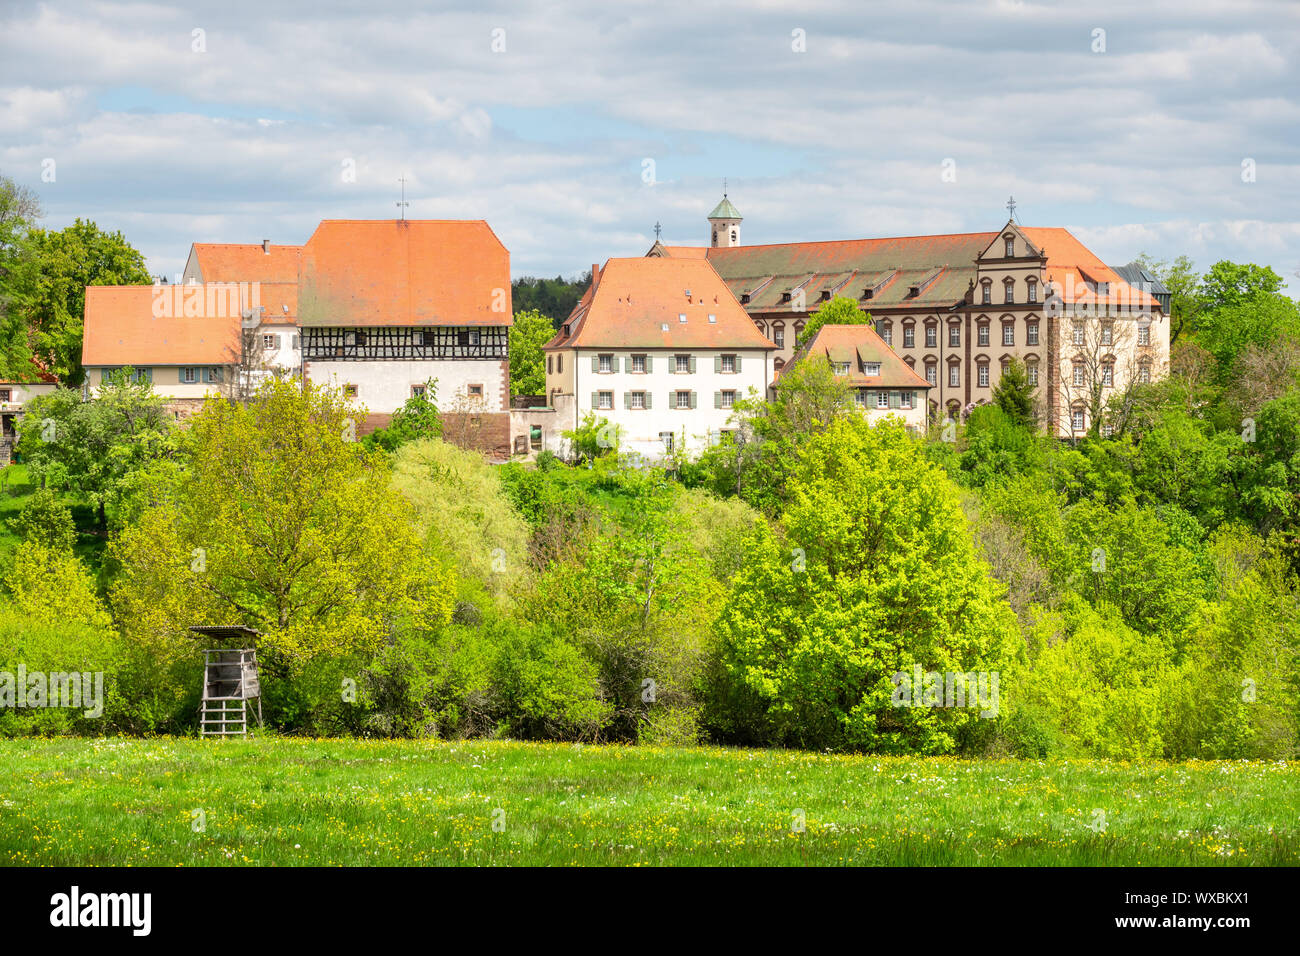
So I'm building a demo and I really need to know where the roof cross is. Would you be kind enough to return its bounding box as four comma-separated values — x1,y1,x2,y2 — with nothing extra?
1006,195,1017,221
654,221,662,240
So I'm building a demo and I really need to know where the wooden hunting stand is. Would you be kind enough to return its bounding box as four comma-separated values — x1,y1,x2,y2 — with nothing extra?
189,625,263,738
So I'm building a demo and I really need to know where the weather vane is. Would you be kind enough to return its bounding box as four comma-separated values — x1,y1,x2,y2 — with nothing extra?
396,176,410,221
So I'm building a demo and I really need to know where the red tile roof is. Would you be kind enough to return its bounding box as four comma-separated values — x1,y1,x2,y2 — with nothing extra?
82,285,242,366
546,257,777,351
190,243,302,283
788,323,932,390
1019,227,1160,309
297,220,511,327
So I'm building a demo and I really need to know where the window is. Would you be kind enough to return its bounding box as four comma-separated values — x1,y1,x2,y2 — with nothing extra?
1072,321,1085,345
596,390,613,410
675,390,693,410
854,389,868,406
708,313,717,324
1102,362,1113,387
863,362,881,376
412,384,427,398
925,364,937,386
200,368,218,384
949,365,959,387
1004,280,1015,305
721,390,736,409
1005,237,1015,257
1139,360,1151,383
1027,280,1038,303
1027,362,1039,387
263,333,278,350
292,334,300,350
1073,363,1085,387
903,327,915,348
1001,324,1013,346
557,354,563,373
412,331,424,346
1072,408,1086,432
1138,323,1151,346
901,391,914,409
721,354,736,373
881,325,892,346
181,367,198,384
598,353,613,373
926,326,937,348
0,389,9,402
547,356,553,374
678,313,687,324
1101,321,1113,346
660,432,675,452
982,283,991,305
630,391,646,409
978,363,990,387
773,326,785,348
468,330,481,346
344,383,358,398
949,326,960,347
833,362,850,375
978,324,990,347
344,331,356,347
632,354,646,373
675,354,691,374
1027,322,1039,346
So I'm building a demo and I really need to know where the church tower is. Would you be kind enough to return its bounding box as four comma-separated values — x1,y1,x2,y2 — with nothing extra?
708,192,742,248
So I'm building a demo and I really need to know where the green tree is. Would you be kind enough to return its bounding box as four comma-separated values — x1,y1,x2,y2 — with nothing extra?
362,378,442,452
511,273,589,324
109,378,457,665
1198,261,1284,313
795,294,871,350
710,416,1019,752
13,219,150,384
17,373,176,532
508,308,553,397
991,357,1037,429
0,174,43,377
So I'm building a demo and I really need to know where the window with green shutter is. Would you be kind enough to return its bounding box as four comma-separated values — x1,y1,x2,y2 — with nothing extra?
734,355,742,372
714,391,722,409
690,391,697,409
688,356,697,374
714,355,722,373
591,355,599,372
645,355,653,373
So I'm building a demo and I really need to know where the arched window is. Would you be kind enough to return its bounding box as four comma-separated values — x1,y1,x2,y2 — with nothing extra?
1004,278,1015,305
1004,236,1015,257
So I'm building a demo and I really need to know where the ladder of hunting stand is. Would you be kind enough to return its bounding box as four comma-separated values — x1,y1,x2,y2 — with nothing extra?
200,648,262,738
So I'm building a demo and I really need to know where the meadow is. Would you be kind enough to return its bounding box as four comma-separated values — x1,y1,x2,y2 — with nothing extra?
0,737,1295,866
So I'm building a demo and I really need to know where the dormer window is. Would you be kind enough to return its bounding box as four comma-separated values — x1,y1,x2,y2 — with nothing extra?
679,313,687,323
740,293,751,304
863,362,881,376
833,362,850,375
863,288,874,300
781,291,792,303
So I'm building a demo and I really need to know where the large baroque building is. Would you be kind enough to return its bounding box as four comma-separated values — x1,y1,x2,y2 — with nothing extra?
650,197,1170,436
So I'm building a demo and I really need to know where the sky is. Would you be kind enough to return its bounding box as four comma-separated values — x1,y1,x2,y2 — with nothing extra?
2,0,1299,292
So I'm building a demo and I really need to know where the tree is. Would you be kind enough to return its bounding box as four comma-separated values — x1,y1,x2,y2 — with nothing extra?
991,357,1037,428
110,378,456,666
710,416,1019,752
1134,253,1201,346
511,273,589,324
0,174,43,378
362,378,442,452
508,309,553,398
795,294,871,350
17,372,176,532
12,219,150,384
563,412,620,461
1198,261,1284,313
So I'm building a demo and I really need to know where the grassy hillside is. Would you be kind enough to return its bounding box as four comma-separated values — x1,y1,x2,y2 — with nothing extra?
1,738,1295,866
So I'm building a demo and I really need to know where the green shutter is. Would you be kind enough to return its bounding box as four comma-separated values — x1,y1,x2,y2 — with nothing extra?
891,391,900,409
645,355,653,373
714,391,722,409
624,391,631,409
591,391,598,409
689,356,697,374
591,355,599,373
734,355,742,372
644,391,652,410
622,356,629,372
714,355,722,373
690,391,697,410
178,367,186,384
668,392,675,409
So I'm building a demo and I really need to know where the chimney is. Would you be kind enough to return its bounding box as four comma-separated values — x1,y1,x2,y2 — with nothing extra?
590,263,601,293
262,240,270,254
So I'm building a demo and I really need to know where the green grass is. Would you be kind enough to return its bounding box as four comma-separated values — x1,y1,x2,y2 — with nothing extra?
1,737,1296,866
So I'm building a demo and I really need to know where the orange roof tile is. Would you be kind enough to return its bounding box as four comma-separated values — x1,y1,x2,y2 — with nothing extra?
190,243,302,283
297,220,511,327
82,285,242,366
546,257,777,351
1020,227,1160,309
788,323,932,390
